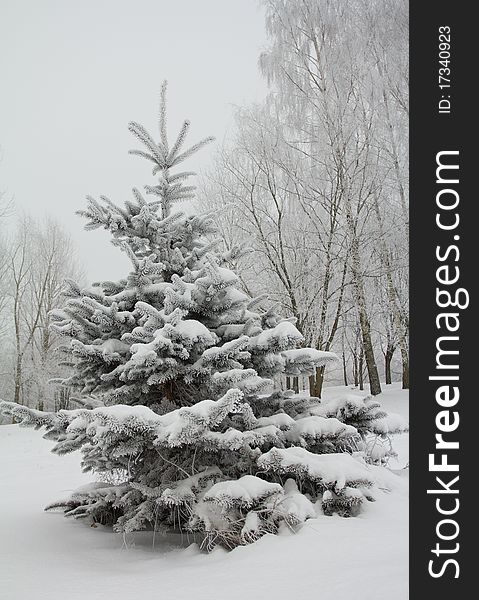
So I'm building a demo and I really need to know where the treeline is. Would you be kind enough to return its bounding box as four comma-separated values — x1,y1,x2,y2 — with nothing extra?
0,199,82,411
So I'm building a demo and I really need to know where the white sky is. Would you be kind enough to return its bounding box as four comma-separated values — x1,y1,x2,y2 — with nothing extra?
0,0,268,281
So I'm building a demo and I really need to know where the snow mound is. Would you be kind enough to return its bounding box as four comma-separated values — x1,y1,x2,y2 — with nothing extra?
372,413,409,435
174,319,218,345
258,447,373,492
281,348,338,375
288,416,358,442
250,321,303,351
280,479,316,525
85,404,158,435
254,413,296,430
204,475,283,508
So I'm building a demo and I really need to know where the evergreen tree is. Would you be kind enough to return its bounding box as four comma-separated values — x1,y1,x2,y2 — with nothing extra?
0,84,404,549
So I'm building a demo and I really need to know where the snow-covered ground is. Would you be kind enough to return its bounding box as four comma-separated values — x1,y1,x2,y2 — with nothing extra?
0,384,408,600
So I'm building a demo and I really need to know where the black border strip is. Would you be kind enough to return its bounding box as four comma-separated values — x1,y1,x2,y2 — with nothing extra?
410,2,473,596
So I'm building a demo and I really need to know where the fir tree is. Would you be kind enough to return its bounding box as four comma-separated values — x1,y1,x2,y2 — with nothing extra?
0,84,405,549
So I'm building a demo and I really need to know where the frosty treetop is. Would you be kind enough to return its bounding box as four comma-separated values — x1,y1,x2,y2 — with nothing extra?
42,81,334,413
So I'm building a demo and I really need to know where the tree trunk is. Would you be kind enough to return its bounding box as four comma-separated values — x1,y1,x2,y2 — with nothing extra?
162,381,175,404
358,311,381,395
344,195,382,396
13,354,22,404
359,352,364,391
309,366,324,398
342,353,348,386
292,377,299,394
385,346,395,385
401,349,409,389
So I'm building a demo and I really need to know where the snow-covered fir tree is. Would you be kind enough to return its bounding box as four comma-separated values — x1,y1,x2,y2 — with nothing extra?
0,83,406,549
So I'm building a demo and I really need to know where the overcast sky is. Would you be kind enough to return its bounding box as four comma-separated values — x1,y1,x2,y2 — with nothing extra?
0,0,268,281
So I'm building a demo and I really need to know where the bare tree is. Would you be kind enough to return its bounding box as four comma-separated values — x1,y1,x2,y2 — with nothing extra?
9,216,83,407
199,106,349,395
